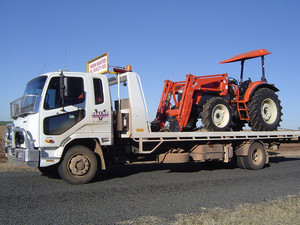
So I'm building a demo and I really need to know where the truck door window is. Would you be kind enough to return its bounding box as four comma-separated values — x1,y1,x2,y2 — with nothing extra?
93,78,104,104
44,77,84,110
44,109,85,135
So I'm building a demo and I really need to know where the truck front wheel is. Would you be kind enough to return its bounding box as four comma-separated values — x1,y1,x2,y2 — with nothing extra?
58,145,98,184
38,165,59,177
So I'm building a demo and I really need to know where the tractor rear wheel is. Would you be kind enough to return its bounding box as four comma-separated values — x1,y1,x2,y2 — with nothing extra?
248,88,282,131
201,97,232,131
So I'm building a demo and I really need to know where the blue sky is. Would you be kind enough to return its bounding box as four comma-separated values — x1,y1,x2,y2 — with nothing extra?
1,0,300,129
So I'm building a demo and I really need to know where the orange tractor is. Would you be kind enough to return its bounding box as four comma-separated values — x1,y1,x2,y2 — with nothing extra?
151,49,282,132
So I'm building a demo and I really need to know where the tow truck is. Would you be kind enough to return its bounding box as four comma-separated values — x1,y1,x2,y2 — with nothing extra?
5,51,300,184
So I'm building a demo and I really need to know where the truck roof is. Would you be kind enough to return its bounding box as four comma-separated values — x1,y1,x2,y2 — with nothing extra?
40,71,101,77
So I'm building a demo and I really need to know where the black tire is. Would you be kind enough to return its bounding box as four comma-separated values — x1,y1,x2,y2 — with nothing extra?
239,142,266,170
231,122,245,131
169,116,180,132
38,164,59,178
150,120,161,132
182,106,198,131
201,97,232,131
58,145,98,184
236,156,247,169
248,88,282,131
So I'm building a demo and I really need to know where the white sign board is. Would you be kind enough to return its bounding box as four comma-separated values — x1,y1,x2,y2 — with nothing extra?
87,53,108,74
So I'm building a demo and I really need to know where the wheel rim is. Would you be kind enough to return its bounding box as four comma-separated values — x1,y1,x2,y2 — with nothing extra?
68,154,90,176
212,104,230,128
261,98,277,124
251,148,263,165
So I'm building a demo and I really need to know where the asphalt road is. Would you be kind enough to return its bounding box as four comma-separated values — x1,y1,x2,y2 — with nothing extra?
1,156,300,224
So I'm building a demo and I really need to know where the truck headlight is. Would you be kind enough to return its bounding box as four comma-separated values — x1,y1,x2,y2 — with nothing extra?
5,126,12,141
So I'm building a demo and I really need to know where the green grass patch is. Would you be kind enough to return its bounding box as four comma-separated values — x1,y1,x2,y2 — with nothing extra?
0,121,11,126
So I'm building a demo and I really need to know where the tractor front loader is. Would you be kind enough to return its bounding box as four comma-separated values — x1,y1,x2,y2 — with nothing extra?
151,49,282,132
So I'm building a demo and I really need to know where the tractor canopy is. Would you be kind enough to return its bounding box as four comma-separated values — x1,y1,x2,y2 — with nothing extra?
219,49,271,64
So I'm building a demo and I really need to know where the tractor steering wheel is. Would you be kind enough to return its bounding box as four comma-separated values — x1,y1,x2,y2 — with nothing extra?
228,77,238,85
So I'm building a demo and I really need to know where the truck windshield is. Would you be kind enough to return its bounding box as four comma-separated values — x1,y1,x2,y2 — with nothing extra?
23,76,47,96
10,76,47,118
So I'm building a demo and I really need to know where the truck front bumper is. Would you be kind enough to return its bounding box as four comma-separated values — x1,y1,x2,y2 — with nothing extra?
6,147,40,167
5,125,40,167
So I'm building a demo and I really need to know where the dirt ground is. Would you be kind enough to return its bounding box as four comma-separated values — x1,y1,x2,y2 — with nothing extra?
0,126,5,158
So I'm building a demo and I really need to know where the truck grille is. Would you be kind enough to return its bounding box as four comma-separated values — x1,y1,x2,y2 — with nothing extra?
15,132,25,147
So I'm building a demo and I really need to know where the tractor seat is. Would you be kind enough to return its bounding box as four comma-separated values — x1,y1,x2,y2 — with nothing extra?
239,79,251,96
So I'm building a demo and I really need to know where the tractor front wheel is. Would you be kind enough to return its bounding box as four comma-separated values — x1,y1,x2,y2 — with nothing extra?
201,97,232,131
248,88,282,131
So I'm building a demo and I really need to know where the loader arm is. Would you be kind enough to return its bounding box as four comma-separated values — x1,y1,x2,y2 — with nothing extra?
154,80,175,129
153,73,229,131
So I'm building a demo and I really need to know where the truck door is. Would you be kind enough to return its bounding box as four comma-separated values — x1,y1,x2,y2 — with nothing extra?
89,77,113,145
40,75,88,148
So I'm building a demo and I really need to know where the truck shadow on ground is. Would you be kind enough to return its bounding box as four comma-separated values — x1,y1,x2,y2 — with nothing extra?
92,156,300,183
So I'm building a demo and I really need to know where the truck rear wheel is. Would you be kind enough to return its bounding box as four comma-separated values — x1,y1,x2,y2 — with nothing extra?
201,97,232,131
58,145,98,184
236,156,246,169
248,88,282,131
237,142,266,170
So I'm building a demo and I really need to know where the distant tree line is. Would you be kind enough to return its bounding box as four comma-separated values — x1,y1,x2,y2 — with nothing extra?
0,121,11,126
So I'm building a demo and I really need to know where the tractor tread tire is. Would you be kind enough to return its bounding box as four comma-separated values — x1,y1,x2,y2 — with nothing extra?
248,88,282,131
201,97,232,131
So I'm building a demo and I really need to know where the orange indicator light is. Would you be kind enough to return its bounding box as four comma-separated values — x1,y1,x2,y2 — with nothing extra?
45,139,55,144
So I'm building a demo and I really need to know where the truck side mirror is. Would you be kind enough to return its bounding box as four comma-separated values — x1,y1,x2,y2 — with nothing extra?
59,70,66,111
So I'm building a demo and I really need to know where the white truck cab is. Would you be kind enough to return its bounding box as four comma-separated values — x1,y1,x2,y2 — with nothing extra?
5,69,151,183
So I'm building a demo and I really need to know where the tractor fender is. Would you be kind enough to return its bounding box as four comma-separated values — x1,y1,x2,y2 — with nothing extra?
243,82,279,102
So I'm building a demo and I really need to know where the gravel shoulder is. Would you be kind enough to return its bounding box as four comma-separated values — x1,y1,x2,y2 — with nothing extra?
0,159,38,172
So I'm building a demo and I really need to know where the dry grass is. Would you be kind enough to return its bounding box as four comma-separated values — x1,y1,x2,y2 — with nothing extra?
0,126,5,155
0,160,38,172
174,194,300,225
118,194,300,225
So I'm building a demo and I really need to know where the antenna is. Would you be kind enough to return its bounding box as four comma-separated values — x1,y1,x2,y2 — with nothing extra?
64,34,68,71
39,60,49,74
64,48,68,71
